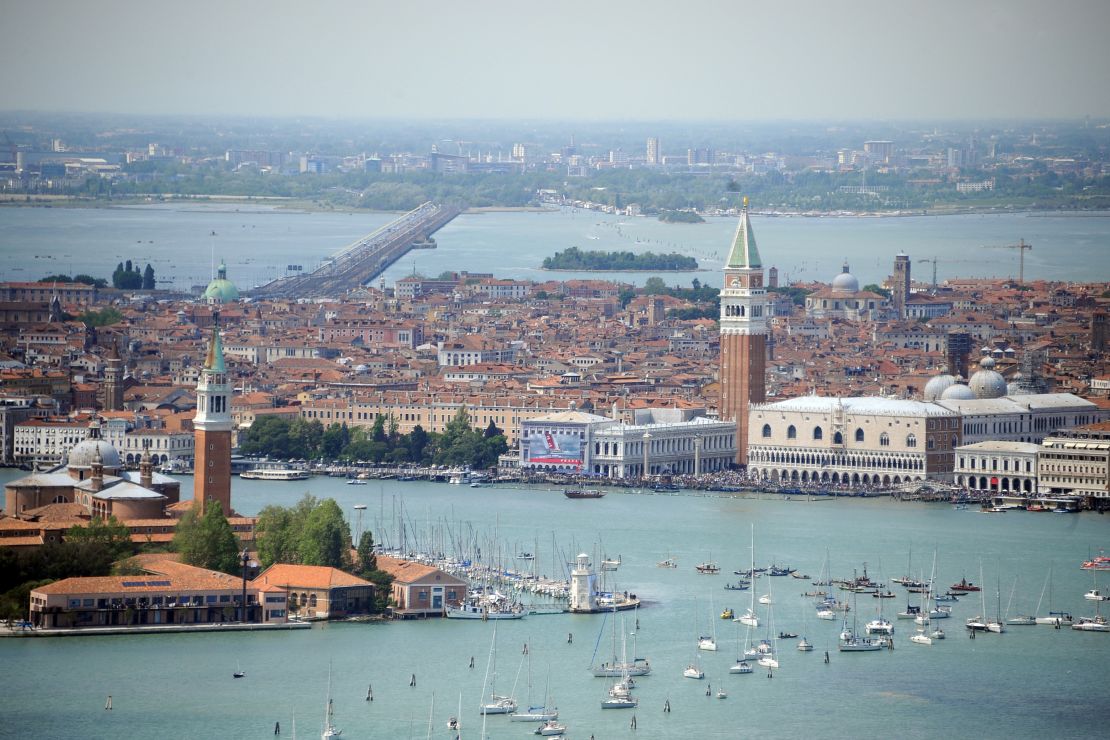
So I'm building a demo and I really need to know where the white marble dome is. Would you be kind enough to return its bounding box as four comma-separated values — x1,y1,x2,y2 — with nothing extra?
968,358,1007,399
923,374,958,402
940,383,977,400
831,262,860,293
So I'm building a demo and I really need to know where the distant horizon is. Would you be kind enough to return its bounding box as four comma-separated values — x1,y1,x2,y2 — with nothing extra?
3,0,1108,120
1,110,1106,125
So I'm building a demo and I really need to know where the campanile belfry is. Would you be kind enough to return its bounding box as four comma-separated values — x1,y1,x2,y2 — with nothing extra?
193,314,233,515
719,198,767,465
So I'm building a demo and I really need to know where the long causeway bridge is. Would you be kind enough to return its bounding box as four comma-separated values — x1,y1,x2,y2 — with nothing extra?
255,201,460,298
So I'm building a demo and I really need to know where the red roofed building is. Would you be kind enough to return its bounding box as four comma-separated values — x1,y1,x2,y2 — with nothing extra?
377,555,468,618
253,563,375,619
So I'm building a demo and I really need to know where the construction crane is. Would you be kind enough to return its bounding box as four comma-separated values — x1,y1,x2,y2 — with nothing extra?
983,239,1032,284
917,258,938,293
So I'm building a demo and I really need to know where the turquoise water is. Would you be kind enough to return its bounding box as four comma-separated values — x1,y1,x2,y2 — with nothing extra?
1,205,1107,290
3,470,1108,739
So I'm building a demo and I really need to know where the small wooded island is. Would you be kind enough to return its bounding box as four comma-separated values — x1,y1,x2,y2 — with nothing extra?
542,246,698,271
658,210,706,223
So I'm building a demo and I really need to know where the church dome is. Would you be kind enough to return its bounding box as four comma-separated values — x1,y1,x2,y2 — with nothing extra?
923,374,958,402
204,261,240,303
968,358,1007,399
940,383,976,400
68,421,122,471
831,261,860,293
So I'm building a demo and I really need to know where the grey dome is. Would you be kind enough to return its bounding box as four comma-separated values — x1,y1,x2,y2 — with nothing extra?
940,383,977,400
969,358,1007,399
831,262,859,293
68,438,122,471
923,374,958,402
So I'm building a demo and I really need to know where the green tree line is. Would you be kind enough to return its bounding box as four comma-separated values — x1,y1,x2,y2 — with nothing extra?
238,409,508,469
543,246,698,271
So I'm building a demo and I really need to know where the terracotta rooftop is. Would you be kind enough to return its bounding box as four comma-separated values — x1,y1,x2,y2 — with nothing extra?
254,563,373,590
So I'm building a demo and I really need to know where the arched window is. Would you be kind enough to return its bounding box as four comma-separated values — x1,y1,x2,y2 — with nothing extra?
833,431,843,445
309,594,318,608
813,426,823,441
762,424,772,438
906,434,917,448
880,432,890,447
855,428,865,443
787,425,797,440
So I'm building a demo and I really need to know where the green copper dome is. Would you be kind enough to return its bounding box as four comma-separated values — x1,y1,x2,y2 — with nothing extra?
204,261,239,303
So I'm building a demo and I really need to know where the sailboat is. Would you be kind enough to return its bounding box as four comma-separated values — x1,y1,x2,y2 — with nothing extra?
601,617,638,708
757,578,779,669
591,608,651,676
321,665,341,739
1005,576,1036,625
865,561,894,637
910,561,933,645
684,604,706,679
1034,566,1073,625
987,571,1005,634
233,661,245,679
1074,573,1110,631
479,626,518,715
510,642,557,722
698,596,718,651
839,591,884,652
734,525,760,627
797,607,813,652
729,619,753,674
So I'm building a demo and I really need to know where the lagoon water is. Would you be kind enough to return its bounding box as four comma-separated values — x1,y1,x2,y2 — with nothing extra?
3,470,1109,739
1,205,1108,290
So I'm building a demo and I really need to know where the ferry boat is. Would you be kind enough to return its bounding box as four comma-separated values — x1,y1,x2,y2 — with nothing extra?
564,489,605,499
239,468,310,481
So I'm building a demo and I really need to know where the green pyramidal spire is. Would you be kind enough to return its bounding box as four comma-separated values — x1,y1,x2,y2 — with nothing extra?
205,316,226,374
725,198,762,269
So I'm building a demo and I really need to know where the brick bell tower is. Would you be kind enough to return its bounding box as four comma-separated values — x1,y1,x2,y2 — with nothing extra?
719,198,767,465
193,313,232,515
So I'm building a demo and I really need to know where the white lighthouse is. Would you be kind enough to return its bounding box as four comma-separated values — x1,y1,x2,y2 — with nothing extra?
568,553,598,613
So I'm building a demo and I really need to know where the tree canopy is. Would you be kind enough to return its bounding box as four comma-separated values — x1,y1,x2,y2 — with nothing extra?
255,494,351,570
173,501,242,574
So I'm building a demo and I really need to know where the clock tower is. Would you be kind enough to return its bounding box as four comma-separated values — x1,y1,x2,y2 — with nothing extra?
719,198,767,465
193,315,233,515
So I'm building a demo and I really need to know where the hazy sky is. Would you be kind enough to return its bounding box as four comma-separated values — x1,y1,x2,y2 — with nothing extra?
3,0,1109,120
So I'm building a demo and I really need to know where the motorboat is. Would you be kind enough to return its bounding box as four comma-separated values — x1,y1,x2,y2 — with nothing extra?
1084,589,1108,601
951,578,981,592
758,594,773,605
1081,555,1110,571
1006,615,1037,626
865,617,894,636
724,582,750,591
683,664,705,679
815,608,836,621
720,608,734,620
930,628,946,639
698,636,718,651
345,478,367,486
564,488,605,499
777,631,798,639
534,720,567,736
695,562,721,575
656,557,678,568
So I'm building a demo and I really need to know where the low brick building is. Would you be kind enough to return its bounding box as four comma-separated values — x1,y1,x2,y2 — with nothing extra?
252,563,374,620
